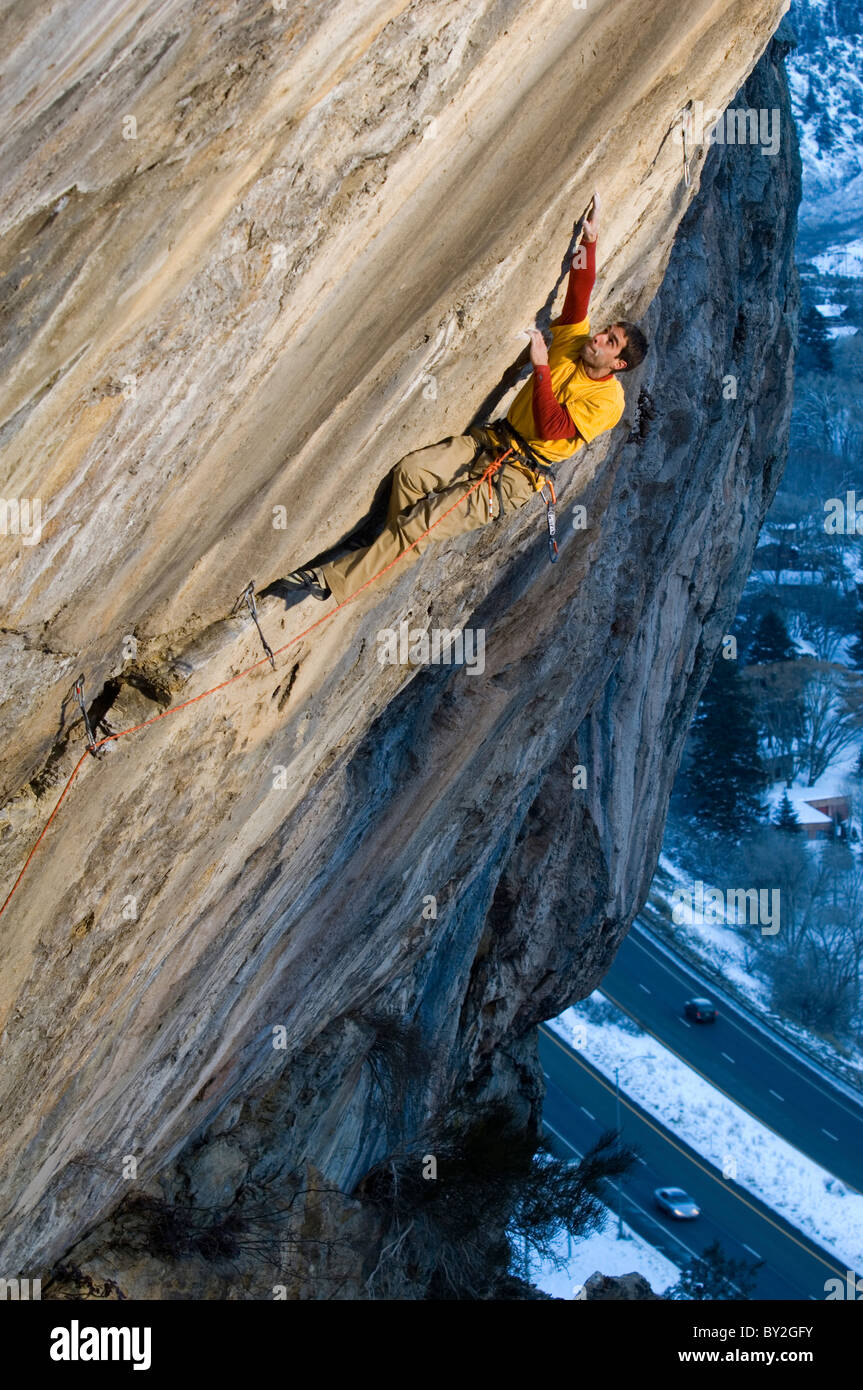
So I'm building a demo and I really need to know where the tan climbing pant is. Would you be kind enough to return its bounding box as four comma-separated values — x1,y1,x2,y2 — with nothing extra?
319,433,539,604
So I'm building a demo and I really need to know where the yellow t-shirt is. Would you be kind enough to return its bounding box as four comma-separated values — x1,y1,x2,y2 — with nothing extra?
505,315,625,486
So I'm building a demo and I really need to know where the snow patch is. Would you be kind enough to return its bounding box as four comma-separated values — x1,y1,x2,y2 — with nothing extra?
552,997,863,1272
529,1205,680,1299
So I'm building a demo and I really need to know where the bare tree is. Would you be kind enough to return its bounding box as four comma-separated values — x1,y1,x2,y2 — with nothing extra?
741,662,806,766
741,832,863,1035
794,375,863,463
798,660,863,782
741,826,814,956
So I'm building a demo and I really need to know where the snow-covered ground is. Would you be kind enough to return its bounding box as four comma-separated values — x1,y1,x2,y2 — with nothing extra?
656,852,773,1004
761,760,860,821
813,239,863,280
529,1206,680,1300
787,1,863,220
653,844,863,1087
748,568,827,585
552,995,863,1272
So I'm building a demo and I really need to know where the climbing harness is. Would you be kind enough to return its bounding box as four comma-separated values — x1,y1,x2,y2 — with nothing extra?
0,448,514,921
493,420,560,564
465,426,506,522
473,419,561,563
232,580,276,670
468,425,511,523
74,675,100,756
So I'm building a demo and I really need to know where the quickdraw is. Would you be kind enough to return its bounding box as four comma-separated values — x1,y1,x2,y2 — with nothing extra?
0,449,514,923
486,472,496,519
678,105,693,188
73,675,100,757
232,580,276,670
485,467,507,521
541,479,558,563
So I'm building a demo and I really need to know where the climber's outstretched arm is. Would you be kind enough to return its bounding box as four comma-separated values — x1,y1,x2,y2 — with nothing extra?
525,195,601,438
556,191,600,326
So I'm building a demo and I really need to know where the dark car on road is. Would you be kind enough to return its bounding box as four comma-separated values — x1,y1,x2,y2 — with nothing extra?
684,997,717,1023
654,1187,701,1220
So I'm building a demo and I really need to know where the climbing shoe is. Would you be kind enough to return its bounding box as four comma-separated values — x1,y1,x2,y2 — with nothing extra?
261,567,332,611
287,567,331,600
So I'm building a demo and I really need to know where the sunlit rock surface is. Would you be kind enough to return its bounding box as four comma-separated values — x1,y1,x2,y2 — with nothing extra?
0,1,796,1291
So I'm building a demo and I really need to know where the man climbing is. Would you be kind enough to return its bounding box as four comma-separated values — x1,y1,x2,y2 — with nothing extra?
283,192,647,608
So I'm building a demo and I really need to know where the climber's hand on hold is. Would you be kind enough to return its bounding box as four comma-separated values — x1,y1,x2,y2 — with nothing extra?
581,190,600,245
528,328,549,367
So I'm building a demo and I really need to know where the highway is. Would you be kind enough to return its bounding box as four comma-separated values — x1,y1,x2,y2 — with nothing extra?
539,1026,854,1300
601,924,863,1192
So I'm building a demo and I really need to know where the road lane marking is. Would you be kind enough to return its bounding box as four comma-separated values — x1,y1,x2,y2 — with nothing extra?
822,1129,839,1142
595,987,860,1197
638,983,651,994
769,1089,785,1102
539,1026,849,1280
681,1019,691,1028
721,1052,736,1064
743,1244,762,1259
541,1119,703,1266
624,928,863,1132
580,1106,596,1121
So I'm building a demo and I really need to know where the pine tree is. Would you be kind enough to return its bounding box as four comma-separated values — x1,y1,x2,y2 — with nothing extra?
749,609,797,664
849,585,863,671
798,308,833,372
774,789,802,834
816,113,835,152
803,81,820,120
684,657,767,834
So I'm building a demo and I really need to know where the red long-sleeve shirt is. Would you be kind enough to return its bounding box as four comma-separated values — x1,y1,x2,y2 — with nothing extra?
531,237,596,440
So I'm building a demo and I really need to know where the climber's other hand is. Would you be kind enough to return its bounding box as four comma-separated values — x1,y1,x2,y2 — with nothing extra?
528,328,549,367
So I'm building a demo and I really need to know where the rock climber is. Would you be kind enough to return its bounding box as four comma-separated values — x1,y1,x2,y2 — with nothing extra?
282,191,648,609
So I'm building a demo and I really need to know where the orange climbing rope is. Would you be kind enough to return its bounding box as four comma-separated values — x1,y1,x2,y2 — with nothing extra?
0,447,514,920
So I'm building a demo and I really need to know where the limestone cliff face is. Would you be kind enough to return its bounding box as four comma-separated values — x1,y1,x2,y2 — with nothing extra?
0,2,797,1291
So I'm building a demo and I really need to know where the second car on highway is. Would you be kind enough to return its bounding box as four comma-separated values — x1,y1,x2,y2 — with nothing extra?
654,1187,701,1219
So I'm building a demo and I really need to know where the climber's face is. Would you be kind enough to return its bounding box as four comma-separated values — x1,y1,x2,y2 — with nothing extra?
581,323,628,374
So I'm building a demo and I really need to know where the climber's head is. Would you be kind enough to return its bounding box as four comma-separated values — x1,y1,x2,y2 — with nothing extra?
581,320,648,376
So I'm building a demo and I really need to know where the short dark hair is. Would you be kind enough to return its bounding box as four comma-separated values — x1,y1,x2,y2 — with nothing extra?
614,320,649,371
